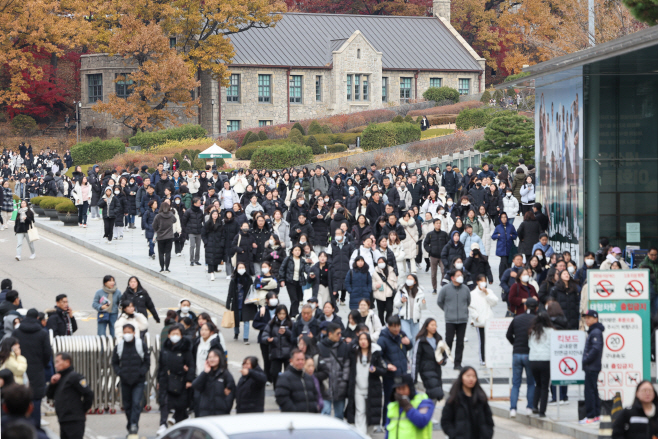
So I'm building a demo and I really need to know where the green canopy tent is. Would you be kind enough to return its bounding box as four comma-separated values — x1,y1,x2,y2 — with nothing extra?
198,143,232,167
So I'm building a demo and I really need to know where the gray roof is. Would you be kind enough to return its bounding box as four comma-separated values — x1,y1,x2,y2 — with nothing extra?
228,12,483,71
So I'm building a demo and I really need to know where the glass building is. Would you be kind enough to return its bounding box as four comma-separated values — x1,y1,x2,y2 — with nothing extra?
505,27,658,260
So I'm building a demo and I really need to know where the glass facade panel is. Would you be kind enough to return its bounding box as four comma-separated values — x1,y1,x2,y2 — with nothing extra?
315,76,322,102
88,74,102,103
227,74,240,102
347,75,352,101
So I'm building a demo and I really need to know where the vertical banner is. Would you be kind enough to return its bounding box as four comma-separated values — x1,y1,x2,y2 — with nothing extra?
485,318,513,369
550,330,586,386
536,74,584,262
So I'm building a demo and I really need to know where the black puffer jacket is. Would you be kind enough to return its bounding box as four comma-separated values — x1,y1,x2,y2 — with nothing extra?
13,317,51,399
517,218,542,255
441,389,494,439
351,224,373,245
464,255,494,284
231,229,257,272
122,287,159,323
157,337,194,406
263,246,286,276
309,207,330,246
45,367,94,423
112,338,150,385
182,205,204,235
112,192,127,226
414,336,446,401
251,223,272,263
441,231,466,268
345,345,386,426
202,219,226,267
235,365,267,413
612,399,658,439
278,256,309,285
192,367,236,416
124,183,138,215
380,221,406,241
549,281,581,330
328,241,354,291
423,229,449,258
222,215,240,243
261,317,294,360
289,221,314,246
274,365,319,413
329,211,351,238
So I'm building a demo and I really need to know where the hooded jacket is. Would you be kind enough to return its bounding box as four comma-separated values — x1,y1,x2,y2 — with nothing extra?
441,230,466,268
13,316,51,398
315,337,351,401
274,365,319,413
235,365,267,413
151,209,177,241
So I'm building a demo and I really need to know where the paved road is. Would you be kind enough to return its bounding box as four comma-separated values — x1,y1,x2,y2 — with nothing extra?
0,224,560,439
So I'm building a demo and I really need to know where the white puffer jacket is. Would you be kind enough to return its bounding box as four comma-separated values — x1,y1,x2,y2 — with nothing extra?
388,242,406,262
478,215,495,258
394,285,427,323
362,309,383,342
502,194,519,217
399,218,419,259
468,286,498,328
373,265,398,301
520,183,535,204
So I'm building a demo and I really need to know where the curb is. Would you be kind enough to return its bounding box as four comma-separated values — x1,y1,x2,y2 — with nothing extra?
488,405,599,439
35,220,227,307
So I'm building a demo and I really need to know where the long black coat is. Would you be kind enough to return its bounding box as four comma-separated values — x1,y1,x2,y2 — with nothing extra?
549,282,581,330
13,317,51,399
157,337,194,408
345,347,386,426
227,273,257,322
517,218,542,255
309,207,330,246
124,183,138,216
192,367,236,416
201,219,226,267
231,230,257,273
441,390,494,439
112,192,127,226
328,241,354,292
261,317,294,360
612,401,658,439
182,205,204,235
235,365,267,413
251,224,272,263
414,337,445,401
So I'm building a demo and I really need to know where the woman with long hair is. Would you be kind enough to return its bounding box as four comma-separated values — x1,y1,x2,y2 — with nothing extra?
508,268,538,315
0,337,27,384
357,299,382,342
261,304,293,387
388,231,406,277
394,274,426,340
14,199,35,261
549,269,582,330
201,210,225,281
373,256,397,325
612,380,658,438
441,366,494,439
72,176,92,227
528,311,554,417
123,276,159,324
413,318,447,402
227,262,256,344
235,356,267,414
468,274,498,366
152,200,177,273
192,347,235,416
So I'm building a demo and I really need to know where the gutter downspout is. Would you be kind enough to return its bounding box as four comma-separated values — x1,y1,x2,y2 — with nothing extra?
479,71,483,93
414,70,420,100
287,67,291,123
197,67,202,125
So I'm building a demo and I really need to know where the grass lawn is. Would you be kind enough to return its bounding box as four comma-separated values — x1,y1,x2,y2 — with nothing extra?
65,164,93,179
421,128,454,140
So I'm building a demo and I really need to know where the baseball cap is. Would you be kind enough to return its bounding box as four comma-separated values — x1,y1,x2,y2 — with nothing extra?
525,297,539,308
471,243,480,250
611,247,622,254
582,310,598,318
392,374,414,389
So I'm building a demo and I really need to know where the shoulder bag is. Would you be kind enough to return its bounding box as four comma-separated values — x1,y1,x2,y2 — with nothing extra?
27,223,40,242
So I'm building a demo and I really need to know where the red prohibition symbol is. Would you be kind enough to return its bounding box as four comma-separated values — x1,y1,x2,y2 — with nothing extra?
626,280,643,297
559,357,578,375
596,280,614,297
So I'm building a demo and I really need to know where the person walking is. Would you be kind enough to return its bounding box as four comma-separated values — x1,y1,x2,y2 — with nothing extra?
0,337,28,384
412,318,447,403
253,291,280,384
278,245,308,318
491,212,518,278
274,348,319,413
394,274,427,341
508,268,539,316
378,315,413,410
612,380,658,439
506,297,538,417
122,276,160,324
345,332,386,436
144,199,158,260
92,275,121,337
112,323,150,436
152,200,177,273
550,269,582,330
235,356,267,413
201,210,225,281
357,299,382,342
373,256,398,325
441,367,494,439
13,199,35,261
468,274,498,366
46,294,78,336
182,197,204,267
384,374,435,439
192,347,236,417
227,262,256,343
345,256,373,311
517,211,542,259
46,353,94,439
424,218,449,295
113,300,149,341
437,269,471,370
528,311,553,418
581,309,605,424
316,322,351,419
261,304,294,387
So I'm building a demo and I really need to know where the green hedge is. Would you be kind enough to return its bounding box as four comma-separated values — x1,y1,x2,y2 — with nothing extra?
71,138,125,165
56,199,77,213
128,124,207,149
236,144,260,160
361,122,421,151
310,133,359,146
455,108,515,130
423,87,460,104
250,144,313,169
40,197,69,209
327,144,348,153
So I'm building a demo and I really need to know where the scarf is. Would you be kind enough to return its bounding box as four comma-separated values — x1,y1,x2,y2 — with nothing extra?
18,207,27,223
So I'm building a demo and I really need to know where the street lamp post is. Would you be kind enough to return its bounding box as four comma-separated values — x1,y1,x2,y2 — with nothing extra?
211,98,215,140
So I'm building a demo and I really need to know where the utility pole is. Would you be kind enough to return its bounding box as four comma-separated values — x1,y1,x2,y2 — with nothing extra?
588,0,595,46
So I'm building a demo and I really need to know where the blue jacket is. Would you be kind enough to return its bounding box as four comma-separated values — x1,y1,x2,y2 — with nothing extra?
491,223,518,257
144,208,158,240
574,262,597,286
531,242,555,258
377,327,412,377
500,266,525,295
583,322,605,372
140,192,161,215
344,268,372,310
459,231,487,256
92,288,122,315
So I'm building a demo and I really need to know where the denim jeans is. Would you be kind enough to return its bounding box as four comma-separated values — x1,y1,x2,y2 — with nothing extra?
322,399,346,419
510,353,535,410
234,309,250,340
97,313,118,337
121,380,145,431
148,238,155,256
401,319,420,341
127,214,135,225
550,385,568,402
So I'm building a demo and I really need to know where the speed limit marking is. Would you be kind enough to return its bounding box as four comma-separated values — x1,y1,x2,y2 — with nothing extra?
606,333,625,352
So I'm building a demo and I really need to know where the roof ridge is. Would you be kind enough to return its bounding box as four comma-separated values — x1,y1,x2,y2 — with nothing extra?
280,12,437,19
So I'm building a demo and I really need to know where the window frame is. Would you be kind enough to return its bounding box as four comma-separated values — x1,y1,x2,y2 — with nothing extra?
362,75,369,101
430,78,442,88
382,77,388,102
258,74,271,103
289,75,302,104
258,120,272,127
115,73,133,99
227,120,240,132
88,73,103,103
227,74,240,103
400,77,412,102
315,75,322,102
458,78,471,96
354,75,360,101
347,74,352,101
169,37,177,49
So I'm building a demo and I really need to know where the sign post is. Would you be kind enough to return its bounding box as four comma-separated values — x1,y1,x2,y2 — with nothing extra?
550,330,586,420
588,269,651,407
485,318,513,399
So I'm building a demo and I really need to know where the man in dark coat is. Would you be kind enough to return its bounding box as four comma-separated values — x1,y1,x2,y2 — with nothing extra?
154,171,174,199
381,177,400,210
533,203,550,233
582,310,605,423
423,218,449,294
46,294,77,336
46,352,94,439
406,175,424,207
291,305,320,340
327,229,354,305
315,323,350,418
505,297,538,417
182,197,204,266
112,324,150,435
275,349,319,413
380,214,406,241
289,213,314,246
365,192,384,225
377,315,412,410
441,164,458,200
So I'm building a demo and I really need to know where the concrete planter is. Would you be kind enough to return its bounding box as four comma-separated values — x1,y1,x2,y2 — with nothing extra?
43,208,59,220
33,206,45,216
57,212,78,226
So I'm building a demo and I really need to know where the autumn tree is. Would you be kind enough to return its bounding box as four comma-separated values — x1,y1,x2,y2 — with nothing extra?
623,0,658,25
285,0,430,15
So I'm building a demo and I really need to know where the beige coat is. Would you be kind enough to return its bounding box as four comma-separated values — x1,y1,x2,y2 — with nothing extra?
399,217,419,259
1,352,28,384
373,265,398,301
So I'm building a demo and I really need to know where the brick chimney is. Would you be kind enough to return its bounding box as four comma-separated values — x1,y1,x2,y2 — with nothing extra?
433,0,451,21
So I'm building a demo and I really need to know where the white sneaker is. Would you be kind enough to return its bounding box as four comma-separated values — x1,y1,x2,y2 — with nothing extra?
29,254,35,259
156,424,167,436
210,273,215,281
226,275,232,280
559,400,569,405
510,409,517,418
526,408,533,415
464,337,468,342
167,416,175,426
177,253,182,257
15,255,20,261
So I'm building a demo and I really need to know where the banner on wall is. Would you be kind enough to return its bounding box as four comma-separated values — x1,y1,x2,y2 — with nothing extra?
536,74,584,262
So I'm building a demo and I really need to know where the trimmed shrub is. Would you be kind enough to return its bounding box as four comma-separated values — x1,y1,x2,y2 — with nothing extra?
327,144,348,153
361,122,421,151
322,125,333,134
291,122,305,136
416,116,423,124
480,90,492,103
40,197,68,209
55,199,77,213
128,124,207,149
30,196,46,206
493,89,504,100
242,131,255,146
427,115,457,126
346,125,367,133
456,108,514,131
71,137,125,165
507,88,517,97
404,115,414,123
307,120,323,135
218,139,237,153
250,144,313,169
504,72,531,83
193,158,206,169
257,131,268,141
423,87,460,105
407,101,482,117
392,115,404,123
180,160,191,170
235,144,260,160
288,128,304,145
305,136,322,154
11,114,37,135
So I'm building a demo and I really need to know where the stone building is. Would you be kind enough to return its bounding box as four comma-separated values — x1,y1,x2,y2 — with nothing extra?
79,0,485,138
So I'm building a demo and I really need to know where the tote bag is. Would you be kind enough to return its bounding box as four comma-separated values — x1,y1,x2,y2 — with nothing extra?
221,311,235,328
27,224,40,242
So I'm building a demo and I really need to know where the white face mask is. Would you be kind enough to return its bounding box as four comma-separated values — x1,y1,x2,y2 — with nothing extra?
478,282,487,290
169,335,181,344
378,262,387,270
365,193,371,198
401,166,406,170
324,197,330,202
454,262,463,270
438,210,445,215
298,200,304,205
447,201,453,206
181,306,190,313
537,254,543,260
262,267,270,274
585,259,595,267
237,268,246,275
175,199,180,204
349,188,355,193
455,276,464,284
335,235,344,242
295,185,300,190
506,193,512,197
405,279,415,287
14,323,19,329
114,190,120,195
299,240,307,245
269,239,275,246
123,333,134,342
521,274,530,283
269,298,279,307
567,266,576,274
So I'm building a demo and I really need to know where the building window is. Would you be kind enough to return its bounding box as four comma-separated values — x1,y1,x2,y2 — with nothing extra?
258,74,271,103
347,75,352,101
115,73,133,99
169,37,177,48
190,89,196,100
227,74,240,102
354,75,360,100
315,76,322,102
362,75,369,101
430,78,442,88
259,120,272,127
227,120,240,132
382,77,388,102
87,74,103,103
400,77,412,102
357,49,361,59
289,75,302,104
458,78,470,95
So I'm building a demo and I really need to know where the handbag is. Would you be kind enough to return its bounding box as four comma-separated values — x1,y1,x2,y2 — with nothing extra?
221,311,235,328
27,224,40,242
244,284,259,305
231,235,242,268
167,371,185,396
97,312,111,323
